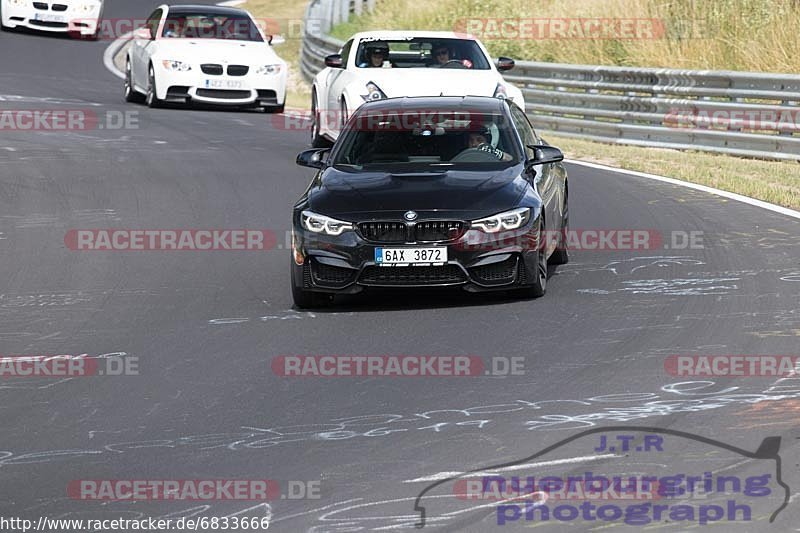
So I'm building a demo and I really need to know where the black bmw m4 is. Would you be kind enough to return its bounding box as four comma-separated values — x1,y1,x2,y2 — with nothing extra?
291,96,569,308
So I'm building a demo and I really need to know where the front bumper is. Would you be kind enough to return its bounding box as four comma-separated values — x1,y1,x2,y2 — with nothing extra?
1,3,100,35
156,66,287,107
291,219,541,294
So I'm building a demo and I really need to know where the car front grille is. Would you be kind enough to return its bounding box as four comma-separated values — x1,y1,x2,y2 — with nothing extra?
415,221,467,242
358,222,406,243
359,265,465,286
33,2,47,9
227,65,249,76
166,86,191,99
29,20,67,27
51,4,67,11
357,220,466,243
310,260,356,287
195,89,251,100
470,256,518,285
201,64,223,75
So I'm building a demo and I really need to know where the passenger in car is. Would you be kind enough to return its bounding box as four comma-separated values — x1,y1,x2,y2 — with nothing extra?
359,42,392,68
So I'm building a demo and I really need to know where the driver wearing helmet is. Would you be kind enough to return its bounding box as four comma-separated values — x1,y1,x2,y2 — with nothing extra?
359,41,391,68
465,125,511,161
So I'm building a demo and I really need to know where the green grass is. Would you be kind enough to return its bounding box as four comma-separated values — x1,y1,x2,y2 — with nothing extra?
245,0,310,108
247,0,800,210
549,135,800,210
330,0,800,73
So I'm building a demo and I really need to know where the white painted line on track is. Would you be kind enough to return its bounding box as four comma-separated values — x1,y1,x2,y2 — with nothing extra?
566,159,800,221
403,454,617,483
102,31,130,79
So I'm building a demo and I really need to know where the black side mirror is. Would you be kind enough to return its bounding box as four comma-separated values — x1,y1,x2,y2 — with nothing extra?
527,144,564,166
296,148,330,169
325,54,343,68
496,57,515,71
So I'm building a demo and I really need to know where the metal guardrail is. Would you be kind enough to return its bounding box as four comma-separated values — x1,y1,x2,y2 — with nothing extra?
300,0,361,83
300,0,800,161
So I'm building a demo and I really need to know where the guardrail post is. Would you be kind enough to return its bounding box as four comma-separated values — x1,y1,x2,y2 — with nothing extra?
354,0,363,16
340,0,350,23
366,0,376,12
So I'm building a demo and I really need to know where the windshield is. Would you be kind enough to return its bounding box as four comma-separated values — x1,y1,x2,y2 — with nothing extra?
161,13,264,41
355,38,491,69
333,110,522,170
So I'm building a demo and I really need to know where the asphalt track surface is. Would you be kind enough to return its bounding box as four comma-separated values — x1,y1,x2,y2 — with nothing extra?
1,1,800,531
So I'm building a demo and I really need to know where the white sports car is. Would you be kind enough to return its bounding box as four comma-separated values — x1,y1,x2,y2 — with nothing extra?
310,30,524,146
0,0,103,38
125,4,287,111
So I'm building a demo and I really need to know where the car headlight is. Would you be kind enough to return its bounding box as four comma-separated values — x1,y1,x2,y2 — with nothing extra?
493,83,508,100
471,207,530,233
301,210,353,236
161,60,192,72
256,64,282,75
362,81,387,102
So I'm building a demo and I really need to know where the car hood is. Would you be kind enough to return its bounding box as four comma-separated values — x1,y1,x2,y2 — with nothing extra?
154,40,280,65
307,165,531,220
354,68,500,98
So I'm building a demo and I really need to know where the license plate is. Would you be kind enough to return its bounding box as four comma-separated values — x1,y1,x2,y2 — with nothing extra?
34,13,65,22
204,79,243,89
375,247,447,266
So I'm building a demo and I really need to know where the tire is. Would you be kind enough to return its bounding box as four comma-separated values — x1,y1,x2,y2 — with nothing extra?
264,103,285,114
0,6,9,31
310,91,330,148
340,99,348,128
290,263,333,309
145,65,161,108
548,194,569,265
124,59,144,103
517,223,547,298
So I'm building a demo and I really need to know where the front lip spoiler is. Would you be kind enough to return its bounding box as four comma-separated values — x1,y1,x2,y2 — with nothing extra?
306,259,521,290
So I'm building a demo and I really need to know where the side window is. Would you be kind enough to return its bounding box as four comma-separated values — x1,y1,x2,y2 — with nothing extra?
340,39,354,67
147,9,163,40
510,105,537,159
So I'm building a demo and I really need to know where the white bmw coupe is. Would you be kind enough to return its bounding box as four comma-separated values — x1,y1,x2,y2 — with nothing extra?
310,30,524,146
125,4,287,112
1,0,103,38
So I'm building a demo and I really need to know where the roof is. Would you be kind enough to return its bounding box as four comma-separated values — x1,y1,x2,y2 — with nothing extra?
355,96,506,114
164,4,248,16
350,30,478,41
